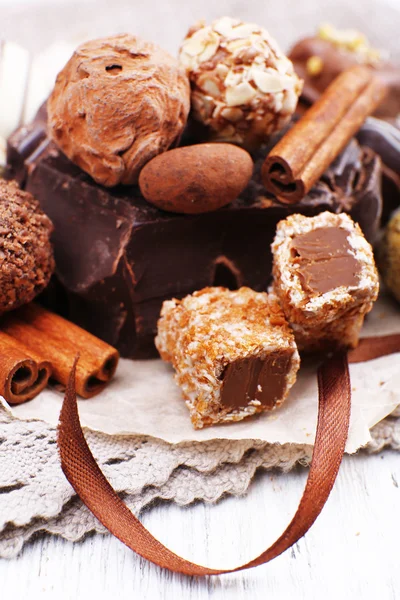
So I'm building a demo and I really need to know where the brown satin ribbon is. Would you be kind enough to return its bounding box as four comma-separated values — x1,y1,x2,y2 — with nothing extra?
348,333,400,363
57,334,400,576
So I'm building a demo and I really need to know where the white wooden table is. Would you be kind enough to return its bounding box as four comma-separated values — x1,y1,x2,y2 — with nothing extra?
1,449,399,599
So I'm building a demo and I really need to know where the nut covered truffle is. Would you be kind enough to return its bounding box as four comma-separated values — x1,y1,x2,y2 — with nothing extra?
179,17,303,149
0,179,54,314
48,35,191,186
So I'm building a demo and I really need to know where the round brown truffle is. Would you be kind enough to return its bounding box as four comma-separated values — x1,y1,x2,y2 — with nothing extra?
47,35,191,187
0,179,54,314
179,17,302,149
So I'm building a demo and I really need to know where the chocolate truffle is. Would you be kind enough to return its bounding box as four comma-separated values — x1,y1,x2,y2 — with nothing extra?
379,211,400,303
272,212,379,352
289,24,400,121
156,287,300,428
179,17,302,149
0,179,54,314
47,35,190,187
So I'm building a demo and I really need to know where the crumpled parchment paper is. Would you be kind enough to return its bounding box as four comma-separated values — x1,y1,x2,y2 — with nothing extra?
7,293,400,454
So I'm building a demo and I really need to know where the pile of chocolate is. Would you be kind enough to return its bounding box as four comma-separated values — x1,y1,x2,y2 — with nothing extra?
3,18,400,427
6,19,399,360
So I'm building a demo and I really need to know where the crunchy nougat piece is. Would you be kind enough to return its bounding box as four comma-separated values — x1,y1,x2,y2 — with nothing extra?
155,287,300,429
272,212,379,352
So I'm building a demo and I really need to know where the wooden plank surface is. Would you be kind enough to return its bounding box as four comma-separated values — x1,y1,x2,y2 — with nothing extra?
1,450,399,599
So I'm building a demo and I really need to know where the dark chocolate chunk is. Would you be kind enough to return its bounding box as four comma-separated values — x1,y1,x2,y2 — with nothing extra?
6,109,382,358
291,227,361,295
357,117,400,220
221,351,292,411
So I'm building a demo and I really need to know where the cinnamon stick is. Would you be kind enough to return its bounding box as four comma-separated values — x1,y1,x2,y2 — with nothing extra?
0,332,52,405
1,304,119,399
262,66,387,204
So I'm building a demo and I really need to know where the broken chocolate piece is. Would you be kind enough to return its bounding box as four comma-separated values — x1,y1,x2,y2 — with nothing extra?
6,109,382,358
357,117,400,220
291,227,361,294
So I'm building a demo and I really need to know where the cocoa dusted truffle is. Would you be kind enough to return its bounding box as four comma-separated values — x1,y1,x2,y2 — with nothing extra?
0,179,54,314
139,143,254,214
179,17,302,149
47,35,191,187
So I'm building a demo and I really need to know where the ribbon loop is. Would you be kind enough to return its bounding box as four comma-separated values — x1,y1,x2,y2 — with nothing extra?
58,351,351,575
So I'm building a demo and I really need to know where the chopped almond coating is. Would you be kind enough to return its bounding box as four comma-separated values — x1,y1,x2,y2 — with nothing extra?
271,212,379,351
155,287,300,429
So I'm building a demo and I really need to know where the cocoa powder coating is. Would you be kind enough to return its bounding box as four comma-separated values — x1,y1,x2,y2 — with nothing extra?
138,143,254,213
47,34,191,186
0,179,54,314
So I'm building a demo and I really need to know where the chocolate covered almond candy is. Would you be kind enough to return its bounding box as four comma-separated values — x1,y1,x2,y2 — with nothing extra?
139,143,253,214
271,212,379,352
156,287,300,429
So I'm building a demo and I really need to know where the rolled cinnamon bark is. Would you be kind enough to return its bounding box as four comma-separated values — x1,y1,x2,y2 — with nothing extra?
1,304,119,398
262,66,386,204
0,332,52,405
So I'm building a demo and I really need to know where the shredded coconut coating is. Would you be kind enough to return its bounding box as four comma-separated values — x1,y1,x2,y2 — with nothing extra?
155,287,300,429
179,17,302,149
271,212,379,351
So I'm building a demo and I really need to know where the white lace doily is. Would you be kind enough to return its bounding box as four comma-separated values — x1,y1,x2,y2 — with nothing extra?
1,401,399,559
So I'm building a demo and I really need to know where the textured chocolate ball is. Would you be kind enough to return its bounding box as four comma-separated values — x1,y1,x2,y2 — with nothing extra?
179,17,302,149
48,35,190,187
138,143,254,214
0,179,54,314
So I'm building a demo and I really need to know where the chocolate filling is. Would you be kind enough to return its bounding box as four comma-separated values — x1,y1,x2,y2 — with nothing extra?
291,227,361,295
220,351,292,411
